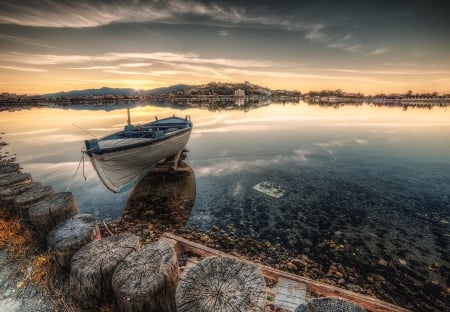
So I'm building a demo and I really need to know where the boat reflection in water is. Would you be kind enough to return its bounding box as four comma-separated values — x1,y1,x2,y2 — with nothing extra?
117,160,195,238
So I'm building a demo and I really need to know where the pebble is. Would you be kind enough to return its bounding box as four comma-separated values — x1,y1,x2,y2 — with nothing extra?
199,234,209,243
398,258,407,265
378,259,388,266
286,262,298,272
346,283,364,293
290,258,304,268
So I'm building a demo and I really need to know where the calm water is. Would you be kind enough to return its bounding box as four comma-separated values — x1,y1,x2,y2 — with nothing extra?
1,102,449,288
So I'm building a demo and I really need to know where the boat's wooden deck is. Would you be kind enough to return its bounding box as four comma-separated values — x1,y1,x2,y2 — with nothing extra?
162,232,410,312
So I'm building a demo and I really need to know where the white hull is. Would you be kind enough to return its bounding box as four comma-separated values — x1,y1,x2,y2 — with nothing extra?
88,129,191,192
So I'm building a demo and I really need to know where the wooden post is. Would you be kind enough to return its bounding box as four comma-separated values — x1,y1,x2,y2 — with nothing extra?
47,214,100,268
0,172,32,188
14,185,54,220
112,238,178,312
0,163,20,174
28,192,80,237
70,233,141,309
295,297,366,312
176,256,266,312
0,182,41,211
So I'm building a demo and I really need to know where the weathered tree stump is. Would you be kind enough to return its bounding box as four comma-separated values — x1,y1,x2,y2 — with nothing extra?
0,162,20,174
0,172,32,188
29,192,79,237
70,233,141,309
0,182,41,211
176,256,267,312
14,185,54,220
295,297,366,312
47,214,100,268
112,238,178,312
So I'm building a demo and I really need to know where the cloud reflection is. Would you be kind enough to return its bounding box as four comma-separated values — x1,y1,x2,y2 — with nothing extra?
194,149,311,177
194,124,268,134
7,128,60,136
19,133,84,145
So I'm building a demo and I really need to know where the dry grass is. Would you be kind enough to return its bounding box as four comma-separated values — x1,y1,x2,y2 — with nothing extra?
0,217,50,286
0,215,82,310
0,218,34,258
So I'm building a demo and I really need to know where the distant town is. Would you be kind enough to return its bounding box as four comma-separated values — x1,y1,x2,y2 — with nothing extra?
1,81,449,112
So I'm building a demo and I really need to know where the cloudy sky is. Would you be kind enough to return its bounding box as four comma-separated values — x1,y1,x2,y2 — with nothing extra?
1,0,449,94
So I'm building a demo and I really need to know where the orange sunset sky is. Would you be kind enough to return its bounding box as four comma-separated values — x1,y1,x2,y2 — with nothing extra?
1,0,449,95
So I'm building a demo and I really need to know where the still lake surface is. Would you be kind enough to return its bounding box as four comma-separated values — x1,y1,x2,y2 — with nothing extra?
1,101,449,292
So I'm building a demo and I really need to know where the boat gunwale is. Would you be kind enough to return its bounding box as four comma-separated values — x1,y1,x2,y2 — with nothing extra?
85,126,191,156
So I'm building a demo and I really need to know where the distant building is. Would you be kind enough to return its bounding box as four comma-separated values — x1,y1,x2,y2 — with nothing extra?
234,89,245,97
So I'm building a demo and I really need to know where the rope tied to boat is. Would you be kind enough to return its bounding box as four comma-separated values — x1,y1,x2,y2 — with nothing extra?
65,152,86,191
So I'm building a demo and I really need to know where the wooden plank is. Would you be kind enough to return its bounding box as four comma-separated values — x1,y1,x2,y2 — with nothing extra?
275,277,306,311
162,233,410,312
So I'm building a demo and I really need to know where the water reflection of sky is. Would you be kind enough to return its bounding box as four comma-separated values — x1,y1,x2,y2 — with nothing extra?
1,103,449,223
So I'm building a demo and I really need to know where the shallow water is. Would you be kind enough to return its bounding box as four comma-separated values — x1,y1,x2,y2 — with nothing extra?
1,102,449,294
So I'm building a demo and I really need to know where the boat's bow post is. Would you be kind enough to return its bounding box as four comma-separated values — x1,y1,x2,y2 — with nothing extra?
127,107,131,126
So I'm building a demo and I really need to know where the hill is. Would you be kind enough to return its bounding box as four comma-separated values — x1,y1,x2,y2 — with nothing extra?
44,84,190,98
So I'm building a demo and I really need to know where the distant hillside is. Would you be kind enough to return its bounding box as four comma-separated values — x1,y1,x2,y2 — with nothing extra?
166,81,273,97
44,84,190,98
44,87,140,98
148,84,190,95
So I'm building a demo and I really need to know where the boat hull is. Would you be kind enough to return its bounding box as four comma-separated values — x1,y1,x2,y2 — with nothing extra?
87,127,191,193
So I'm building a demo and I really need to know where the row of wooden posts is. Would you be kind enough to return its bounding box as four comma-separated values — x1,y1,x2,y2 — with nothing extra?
0,161,274,311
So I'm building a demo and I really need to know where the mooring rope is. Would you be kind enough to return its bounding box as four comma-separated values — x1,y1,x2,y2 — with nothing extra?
65,152,86,191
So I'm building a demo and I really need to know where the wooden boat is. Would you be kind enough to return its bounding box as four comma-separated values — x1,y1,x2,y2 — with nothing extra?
84,113,192,193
